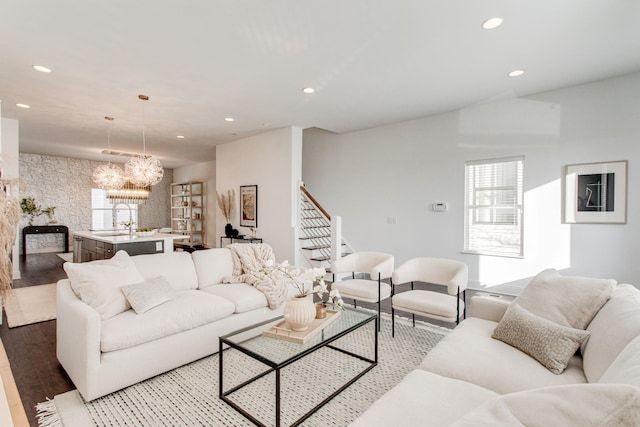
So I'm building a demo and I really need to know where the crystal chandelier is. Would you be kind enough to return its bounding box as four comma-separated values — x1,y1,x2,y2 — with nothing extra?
106,180,151,204
125,95,164,187
92,117,126,190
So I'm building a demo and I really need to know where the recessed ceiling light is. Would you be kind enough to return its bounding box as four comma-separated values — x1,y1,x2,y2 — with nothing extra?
176,135,185,139
302,87,315,94
16,103,30,109
482,17,503,30
224,117,235,122
33,65,52,73
508,69,525,77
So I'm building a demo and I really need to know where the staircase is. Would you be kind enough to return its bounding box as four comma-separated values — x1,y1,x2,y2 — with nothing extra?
298,186,350,270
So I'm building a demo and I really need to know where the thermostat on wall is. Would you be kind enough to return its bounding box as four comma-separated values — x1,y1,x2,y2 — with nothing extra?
432,202,448,212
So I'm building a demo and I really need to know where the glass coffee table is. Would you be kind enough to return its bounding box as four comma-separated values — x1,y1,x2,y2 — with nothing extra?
219,307,377,427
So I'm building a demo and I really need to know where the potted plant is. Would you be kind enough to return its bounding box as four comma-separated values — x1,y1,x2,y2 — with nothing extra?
21,197,56,225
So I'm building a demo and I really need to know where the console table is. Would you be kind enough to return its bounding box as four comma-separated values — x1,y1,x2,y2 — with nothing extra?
22,225,69,254
220,236,263,247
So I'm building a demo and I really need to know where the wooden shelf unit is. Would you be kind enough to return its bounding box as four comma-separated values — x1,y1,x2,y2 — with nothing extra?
170,181,205,244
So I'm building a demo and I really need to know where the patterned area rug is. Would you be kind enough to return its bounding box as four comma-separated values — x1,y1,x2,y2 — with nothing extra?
37,317,445,426
3,284,57,328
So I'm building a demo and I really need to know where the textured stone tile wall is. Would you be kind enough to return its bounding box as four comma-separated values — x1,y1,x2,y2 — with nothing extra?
19,153,172,254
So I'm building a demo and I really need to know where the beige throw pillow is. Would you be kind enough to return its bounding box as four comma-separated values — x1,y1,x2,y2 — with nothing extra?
492,303,590,374
63,250,144,320
121,276,176,314
514,268,616,329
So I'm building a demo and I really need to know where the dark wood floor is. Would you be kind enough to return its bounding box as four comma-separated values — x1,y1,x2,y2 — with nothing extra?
2,253,462,427
1,253,74,427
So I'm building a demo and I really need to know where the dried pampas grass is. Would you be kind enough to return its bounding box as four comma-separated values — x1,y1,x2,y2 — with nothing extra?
216,189,235,223
0,178,22,295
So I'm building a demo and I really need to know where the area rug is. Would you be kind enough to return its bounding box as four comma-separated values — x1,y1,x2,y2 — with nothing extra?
56,253,73,263
36,317,445,426
3,284,57,328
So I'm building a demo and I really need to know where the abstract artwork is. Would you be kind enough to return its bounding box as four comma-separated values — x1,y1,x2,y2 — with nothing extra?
564,160,627,223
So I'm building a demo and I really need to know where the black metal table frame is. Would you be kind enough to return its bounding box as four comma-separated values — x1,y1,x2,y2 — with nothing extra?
219,313,378,427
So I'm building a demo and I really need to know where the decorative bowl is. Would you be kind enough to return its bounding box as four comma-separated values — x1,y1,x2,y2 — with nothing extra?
136,230,156,237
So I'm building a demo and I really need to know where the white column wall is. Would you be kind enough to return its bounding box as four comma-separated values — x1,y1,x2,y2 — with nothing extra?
1,117,20,278
303,72,640,291
216,127,302,263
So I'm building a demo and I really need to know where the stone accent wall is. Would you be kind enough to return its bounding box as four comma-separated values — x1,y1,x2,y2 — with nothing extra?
19,153,172,254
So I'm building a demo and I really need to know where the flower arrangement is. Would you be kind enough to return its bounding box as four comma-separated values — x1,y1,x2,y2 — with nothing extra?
216,189,235,223
262,260,344,309
20,196,56,224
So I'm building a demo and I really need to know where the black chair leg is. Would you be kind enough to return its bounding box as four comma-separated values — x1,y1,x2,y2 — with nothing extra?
412,313,415,328
354,299,357,309
391,307,395,337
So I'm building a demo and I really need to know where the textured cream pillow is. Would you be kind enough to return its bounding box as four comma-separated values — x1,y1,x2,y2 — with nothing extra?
121,276,176,314
515,269,616,329
63,250,144,320
492,303,590,374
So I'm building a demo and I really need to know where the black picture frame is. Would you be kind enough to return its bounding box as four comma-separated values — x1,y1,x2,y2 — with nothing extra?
564,160,627,224
239,185,258,228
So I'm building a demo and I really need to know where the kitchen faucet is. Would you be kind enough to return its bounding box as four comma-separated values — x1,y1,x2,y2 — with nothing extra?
112,203,134,236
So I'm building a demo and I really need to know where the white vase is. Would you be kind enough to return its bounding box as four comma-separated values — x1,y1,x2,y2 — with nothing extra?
284,295,316,331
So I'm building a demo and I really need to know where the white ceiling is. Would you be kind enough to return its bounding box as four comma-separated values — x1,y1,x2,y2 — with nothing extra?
1,1,639,168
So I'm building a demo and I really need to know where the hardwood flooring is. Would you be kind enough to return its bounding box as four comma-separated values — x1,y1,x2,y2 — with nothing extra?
1,253,73,427
2,253,463,427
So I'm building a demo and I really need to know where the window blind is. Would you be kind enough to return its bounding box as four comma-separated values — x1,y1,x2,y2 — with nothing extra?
464,156,524,257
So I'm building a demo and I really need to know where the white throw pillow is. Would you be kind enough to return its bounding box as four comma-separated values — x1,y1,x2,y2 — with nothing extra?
63,250,144,320
492,303,590,374
121,276,176,314
514,268,616,329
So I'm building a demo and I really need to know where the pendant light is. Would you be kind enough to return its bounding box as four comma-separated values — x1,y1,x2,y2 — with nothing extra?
125,95,164,187
92,117,126,190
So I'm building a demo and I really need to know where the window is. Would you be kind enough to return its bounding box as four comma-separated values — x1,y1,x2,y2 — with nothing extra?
464,156,524,257
91,189,139,230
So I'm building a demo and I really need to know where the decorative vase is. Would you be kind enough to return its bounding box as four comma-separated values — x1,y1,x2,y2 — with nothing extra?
225,223,233,237
284,295,316,331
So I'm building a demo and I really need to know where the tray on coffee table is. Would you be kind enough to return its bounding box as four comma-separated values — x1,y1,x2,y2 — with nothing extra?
262,309,341,344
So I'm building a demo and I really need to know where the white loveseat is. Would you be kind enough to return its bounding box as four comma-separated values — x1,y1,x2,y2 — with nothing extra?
351,269,640,426
57,248,295,401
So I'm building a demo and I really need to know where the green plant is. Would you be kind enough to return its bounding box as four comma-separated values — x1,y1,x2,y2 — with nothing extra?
20,197,41,217
41,206,56,219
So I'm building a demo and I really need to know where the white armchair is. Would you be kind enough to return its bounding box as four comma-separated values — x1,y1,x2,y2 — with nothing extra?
391,257,468,336
331,252,394,331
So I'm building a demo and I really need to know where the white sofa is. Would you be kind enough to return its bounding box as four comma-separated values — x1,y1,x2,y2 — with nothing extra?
351,270,640,426
57,248,295,401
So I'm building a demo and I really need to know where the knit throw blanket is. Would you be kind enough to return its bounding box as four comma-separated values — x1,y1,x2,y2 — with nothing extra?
222,243,288,309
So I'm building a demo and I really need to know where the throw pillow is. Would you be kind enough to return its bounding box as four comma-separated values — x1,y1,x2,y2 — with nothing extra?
63,250,144,320
121,276,176,314
492,303,590,374
514,268,616,329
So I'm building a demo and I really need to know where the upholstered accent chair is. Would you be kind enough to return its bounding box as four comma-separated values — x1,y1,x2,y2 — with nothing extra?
391,257,468,336
331,252,394,331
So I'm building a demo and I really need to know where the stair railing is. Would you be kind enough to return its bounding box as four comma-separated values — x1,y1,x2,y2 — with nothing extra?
299,185,346,267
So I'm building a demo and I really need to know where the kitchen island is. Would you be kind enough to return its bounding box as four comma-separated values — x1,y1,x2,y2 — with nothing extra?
73,230,187,262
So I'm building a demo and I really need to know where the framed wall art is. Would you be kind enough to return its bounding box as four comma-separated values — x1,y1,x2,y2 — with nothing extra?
240,185,258,227
564,160,627,224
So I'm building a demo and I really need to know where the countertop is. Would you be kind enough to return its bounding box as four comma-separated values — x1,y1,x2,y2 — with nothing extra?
73,230,188,244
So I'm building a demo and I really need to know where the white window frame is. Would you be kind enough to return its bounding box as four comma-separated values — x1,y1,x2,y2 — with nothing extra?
91,188,139,230
464,156,524,258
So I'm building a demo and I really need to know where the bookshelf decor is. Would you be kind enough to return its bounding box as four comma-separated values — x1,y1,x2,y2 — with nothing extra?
170,182,205,243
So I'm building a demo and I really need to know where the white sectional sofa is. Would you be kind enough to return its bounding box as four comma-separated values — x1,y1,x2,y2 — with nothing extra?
351,269,640,426
57,248,294,401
